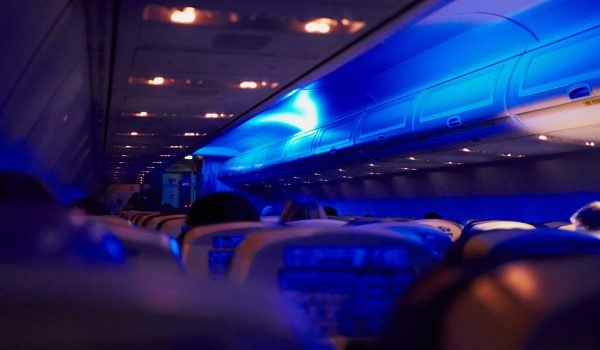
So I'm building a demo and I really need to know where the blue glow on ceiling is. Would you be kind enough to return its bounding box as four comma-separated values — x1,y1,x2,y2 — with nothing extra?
251,90,319,132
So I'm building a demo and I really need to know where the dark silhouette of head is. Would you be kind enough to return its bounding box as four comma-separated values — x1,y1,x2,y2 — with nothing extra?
187,192,259,227
571,202,600,231
423,212,442,219
280,195,326,223
0,172,68,260
323,206,338,216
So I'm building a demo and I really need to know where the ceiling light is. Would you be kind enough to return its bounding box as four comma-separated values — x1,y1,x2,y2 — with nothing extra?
170,7,196,24
169,145,184,149
304,18,335,34
408,156,416,161
292,176,300,179
538,135,548,141
461,148,471,152
130,132,139,136
314,173,321,176
147,76,165,85
500,153,513,157
184,155,193,160
337,168,345,172
160,154,174,157
239,81,258,89
152,161,164,164
182,132,206,136
368,163,376,167
586,141,595,147
137,111,148,117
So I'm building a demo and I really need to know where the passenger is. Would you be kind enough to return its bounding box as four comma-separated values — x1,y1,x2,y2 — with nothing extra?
423,212,442,219
280,194,327,223
186,191,259,228
0,171,122,263
323,206,338,216
570,202,600,237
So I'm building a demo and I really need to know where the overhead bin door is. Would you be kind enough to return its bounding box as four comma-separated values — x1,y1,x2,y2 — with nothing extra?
285,131,317,161
510,26,600,114
355,95,415,146
414,60,515,136
315,115,359,155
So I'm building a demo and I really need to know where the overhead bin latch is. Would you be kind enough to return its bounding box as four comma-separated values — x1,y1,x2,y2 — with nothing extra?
447,116,462,128
568,83,592,100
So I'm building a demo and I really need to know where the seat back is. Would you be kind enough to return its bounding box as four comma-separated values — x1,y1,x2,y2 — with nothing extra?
181,222,268,278
160,217,188,236
412,219,463,241
131,212,160,227
85,215,131,228
88,223,183,273
230,226,439,339
462,228,600,262
284,219,347,227
145,214,187,230
361,222,453,257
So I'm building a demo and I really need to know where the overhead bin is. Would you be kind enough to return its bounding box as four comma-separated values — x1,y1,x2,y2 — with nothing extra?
222,152,255,177
355,95,416,145
413,59,516,136
509,26,600,134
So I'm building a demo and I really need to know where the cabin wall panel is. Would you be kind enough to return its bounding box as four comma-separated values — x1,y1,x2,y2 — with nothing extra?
0,0,100,202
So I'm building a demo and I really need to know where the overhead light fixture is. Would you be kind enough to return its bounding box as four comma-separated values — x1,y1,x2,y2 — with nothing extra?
168,145,184,149
170,7,196,24
129,132,139,136
202,113,234,119
538,135,548,141
239,81,258,89
461,148,471,153
408,157,417,161
313,172,321,176
181,132,206,137
368,163,376,167
137,111,148,117
304,18,335,34
184,155,193,160
147,76,165,85
585,141,595,147
337,169,345,172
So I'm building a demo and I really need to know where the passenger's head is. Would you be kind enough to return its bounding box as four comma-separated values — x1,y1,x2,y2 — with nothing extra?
571,202,600,231
323,206,338,216
423,212,442,219
187,192,259,227
280,195,326,223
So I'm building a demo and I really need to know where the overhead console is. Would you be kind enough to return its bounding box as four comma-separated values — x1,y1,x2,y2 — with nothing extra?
217,3,600,186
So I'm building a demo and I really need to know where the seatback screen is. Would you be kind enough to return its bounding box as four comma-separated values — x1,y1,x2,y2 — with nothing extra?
278,246,416,337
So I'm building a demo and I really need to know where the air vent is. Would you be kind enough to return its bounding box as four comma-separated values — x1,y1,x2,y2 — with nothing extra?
177,89,218,97
212,34,270,51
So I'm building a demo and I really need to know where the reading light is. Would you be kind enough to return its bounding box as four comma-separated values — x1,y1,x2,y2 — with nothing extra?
170,7,196,24
538,135,548,141
147,76,165,85
184,155,193,160
137,111,148,117
462,148,471,152
586,141,595,147
130,132,139,136
408,157,416,161
368,163,376,167
239,81,258,89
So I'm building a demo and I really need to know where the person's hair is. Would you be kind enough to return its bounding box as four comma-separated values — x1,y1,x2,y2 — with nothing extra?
280,195,326,223
323,206,338,216
187,192,259,227
571,202,600,231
